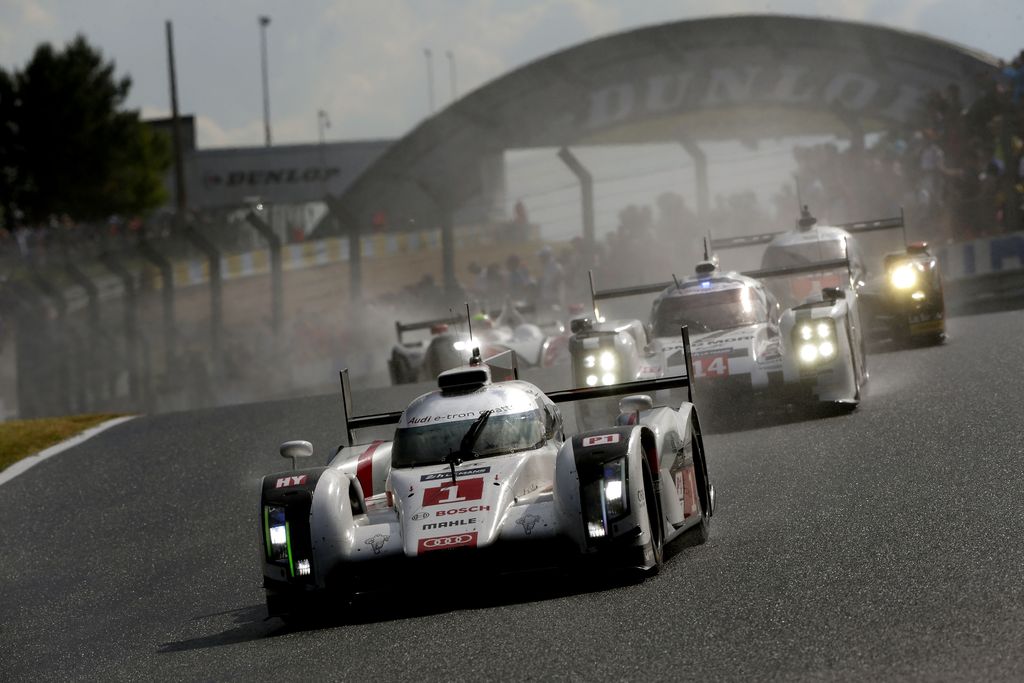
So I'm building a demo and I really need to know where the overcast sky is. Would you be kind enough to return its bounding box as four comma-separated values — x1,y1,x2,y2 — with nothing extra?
1,0,1022,149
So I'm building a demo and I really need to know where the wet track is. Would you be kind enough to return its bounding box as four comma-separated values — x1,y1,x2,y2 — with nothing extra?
2,308,1023,680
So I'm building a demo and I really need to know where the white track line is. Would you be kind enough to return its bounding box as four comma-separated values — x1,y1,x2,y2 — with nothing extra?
0,415,138,488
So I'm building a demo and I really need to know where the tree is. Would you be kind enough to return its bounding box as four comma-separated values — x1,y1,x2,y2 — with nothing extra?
0,35,170,227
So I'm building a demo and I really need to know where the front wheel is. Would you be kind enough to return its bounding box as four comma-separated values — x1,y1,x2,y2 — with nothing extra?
679,433,712,547
637,457,664,573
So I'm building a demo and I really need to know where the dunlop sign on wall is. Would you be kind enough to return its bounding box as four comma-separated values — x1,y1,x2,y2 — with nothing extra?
339,16,998,220
185,139,392,209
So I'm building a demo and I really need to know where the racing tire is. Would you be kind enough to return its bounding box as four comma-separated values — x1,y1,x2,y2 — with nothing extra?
638,457,664,574
678,434,711,547
389,354,413,385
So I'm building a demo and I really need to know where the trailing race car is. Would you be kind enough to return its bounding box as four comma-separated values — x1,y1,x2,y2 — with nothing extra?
570,253,866,424
259,333,714,620
712,207,945,346
388,302,570,384
858,242,945,344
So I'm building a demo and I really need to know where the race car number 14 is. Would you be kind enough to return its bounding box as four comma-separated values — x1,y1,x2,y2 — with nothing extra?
694,355,728,377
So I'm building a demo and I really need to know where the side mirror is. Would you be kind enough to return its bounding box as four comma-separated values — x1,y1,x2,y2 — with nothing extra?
570,317,593,334
280,440,313,469
821,287,845,301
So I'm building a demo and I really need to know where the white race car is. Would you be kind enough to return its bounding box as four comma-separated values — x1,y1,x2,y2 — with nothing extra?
570,254,866,426
388,303,569,384
259,336,714,620
713,207,944,346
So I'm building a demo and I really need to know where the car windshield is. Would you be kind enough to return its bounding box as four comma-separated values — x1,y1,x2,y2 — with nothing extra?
651,286,766,336
392,409,546,468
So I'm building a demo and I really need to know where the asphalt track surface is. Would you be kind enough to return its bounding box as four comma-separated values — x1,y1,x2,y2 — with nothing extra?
2,308,1023,681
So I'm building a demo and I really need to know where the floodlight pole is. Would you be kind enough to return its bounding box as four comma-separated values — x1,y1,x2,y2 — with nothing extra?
259,15,272,146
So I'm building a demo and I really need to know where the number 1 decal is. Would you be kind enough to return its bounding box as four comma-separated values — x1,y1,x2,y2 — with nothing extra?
422,478,485,507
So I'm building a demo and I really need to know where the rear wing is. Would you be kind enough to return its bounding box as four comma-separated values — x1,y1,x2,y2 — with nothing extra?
741,256,851,281
339,369,404,447
710,210,905,251
339,349,521,447
547,326,697,406
339,328,697,447
585,255,853,313
393,314,463,344
586,270,675,323
394,301,543,343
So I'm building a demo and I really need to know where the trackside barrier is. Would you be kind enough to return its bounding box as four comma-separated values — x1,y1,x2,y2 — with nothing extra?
935,230,1024,306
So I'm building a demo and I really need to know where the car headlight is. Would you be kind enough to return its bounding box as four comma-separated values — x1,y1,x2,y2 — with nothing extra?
890,263,918,289
579,351,618,386
264,505,290,564
796,320,836,365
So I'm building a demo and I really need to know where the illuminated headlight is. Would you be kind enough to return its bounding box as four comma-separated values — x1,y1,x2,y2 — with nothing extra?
453,339,468,351
586,374,598,387
599,351,617,371
264,505,289,563
601,372,617,386
296,559,311,576
890,263,918,289
799,343,818,364
583,354,596,369
819,341,835,358
799,325,813,341
587,522,607,539
912,291,926,301
817,322,832,339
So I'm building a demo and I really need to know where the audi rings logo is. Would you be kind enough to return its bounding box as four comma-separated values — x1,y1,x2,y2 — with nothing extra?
417,531,478,553
411,511,430,521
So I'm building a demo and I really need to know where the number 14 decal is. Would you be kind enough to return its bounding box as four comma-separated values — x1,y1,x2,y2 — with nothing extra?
694,355,728,377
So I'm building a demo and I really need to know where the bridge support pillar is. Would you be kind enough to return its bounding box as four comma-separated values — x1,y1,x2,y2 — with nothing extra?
245,211,283,335
557,146,595,259
678,136,709,220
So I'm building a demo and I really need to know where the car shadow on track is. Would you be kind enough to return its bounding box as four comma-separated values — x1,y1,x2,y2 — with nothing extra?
701,402,857,435
157,571,644,651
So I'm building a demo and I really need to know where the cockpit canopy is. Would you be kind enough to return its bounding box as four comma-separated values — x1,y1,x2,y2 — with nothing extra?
392,382,549,468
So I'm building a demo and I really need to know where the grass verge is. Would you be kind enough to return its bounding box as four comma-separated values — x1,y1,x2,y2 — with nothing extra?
0,414,125,473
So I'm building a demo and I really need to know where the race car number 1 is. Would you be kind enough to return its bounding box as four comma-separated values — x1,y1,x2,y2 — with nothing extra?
422,478,485,506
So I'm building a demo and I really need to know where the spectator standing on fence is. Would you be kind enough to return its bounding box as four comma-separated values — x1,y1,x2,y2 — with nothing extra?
505,253,532,302
536,246,564,314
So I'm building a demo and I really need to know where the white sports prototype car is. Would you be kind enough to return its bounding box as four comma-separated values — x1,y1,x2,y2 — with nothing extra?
388,303,569,384
571,255,867,425
713,207,945,346
260,335,714,619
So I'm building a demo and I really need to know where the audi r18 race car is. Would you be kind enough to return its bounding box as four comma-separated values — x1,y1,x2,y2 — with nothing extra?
570,254,866,425
712,207,945,346
258,334,714,620
388,302,570,384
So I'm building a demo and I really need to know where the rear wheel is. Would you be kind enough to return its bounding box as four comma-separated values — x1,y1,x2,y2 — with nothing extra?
389,354,413,385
